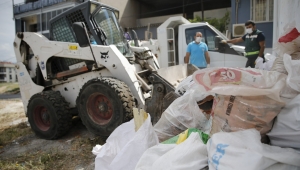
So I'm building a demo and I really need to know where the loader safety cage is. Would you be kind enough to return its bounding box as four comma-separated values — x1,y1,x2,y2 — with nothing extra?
47,0,128,75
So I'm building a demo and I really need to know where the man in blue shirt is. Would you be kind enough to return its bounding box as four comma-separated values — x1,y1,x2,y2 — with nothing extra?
184,32,210,68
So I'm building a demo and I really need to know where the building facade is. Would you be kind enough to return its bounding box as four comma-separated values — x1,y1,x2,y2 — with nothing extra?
13,0,141,38
230,0,274,50
0,62,17,83
14,0,80,38
13,0,232,40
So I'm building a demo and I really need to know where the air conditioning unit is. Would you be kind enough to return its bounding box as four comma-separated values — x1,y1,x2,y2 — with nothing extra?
232,24,246,37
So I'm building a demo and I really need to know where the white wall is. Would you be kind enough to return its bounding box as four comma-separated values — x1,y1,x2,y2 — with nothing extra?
137,14,183,27
96,0,139,28
273,0,300,44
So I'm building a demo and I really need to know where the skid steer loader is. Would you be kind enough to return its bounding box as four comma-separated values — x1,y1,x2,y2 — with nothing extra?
13,0,198,139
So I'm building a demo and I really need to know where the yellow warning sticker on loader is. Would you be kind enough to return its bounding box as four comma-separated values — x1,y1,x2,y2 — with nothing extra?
69,45,78,50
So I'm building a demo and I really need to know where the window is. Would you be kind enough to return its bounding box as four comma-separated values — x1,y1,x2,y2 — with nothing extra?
57,9,62,15
42,13,47,31
0,75,5,81
185,26,217,51
52,11,57,18
63,7,71,12
204,29,218,50
251,0,274,22
37,14,41,31
185,27,204,45
47,12,52,30
0,67,5,72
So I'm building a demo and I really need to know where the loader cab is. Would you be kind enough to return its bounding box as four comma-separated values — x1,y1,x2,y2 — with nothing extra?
47,1,131,78
49,1,129,54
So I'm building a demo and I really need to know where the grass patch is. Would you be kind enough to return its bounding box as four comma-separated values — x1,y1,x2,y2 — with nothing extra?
0,122,32,146
0,151,68,170
0,122,106,169
0,135,105,169
0,82,20,94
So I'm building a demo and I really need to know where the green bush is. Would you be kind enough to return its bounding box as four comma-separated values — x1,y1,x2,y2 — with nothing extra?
189,11,230,33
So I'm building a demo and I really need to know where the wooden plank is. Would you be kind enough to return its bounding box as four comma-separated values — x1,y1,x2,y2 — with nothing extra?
133,108,148,132
56,66,88,79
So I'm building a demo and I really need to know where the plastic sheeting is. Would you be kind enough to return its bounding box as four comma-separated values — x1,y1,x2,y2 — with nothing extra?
268,94,300,151
154,90,213,142
92,114,158,170
208,129,300,170
136,132,208,170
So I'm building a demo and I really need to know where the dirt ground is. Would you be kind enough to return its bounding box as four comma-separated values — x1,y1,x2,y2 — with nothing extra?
0,99,27,131
0,99,104,170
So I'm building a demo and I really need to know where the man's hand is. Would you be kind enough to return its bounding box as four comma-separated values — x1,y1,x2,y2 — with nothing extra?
184,52,190,63
221,40,227,44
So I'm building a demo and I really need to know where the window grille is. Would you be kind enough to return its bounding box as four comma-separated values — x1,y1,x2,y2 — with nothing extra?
252,0,274,22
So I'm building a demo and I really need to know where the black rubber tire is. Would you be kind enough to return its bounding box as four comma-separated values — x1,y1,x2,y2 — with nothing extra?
76,77,135,137
27,91,72,139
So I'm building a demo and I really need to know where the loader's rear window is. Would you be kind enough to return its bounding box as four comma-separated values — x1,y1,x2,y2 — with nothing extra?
51,17,76,43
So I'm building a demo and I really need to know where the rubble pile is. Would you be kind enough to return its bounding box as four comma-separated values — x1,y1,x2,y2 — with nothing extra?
92,25,300,170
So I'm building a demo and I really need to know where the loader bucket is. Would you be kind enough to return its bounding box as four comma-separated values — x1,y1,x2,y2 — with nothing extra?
157,64,199,88
145,64,199,124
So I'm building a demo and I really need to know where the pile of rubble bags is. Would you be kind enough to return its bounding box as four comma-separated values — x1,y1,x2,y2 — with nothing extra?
92,25,300,170
91,68,300,169
267,24,300,152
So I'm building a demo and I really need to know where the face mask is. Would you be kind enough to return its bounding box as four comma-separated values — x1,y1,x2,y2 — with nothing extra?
246,28,253,34
196,37,202,42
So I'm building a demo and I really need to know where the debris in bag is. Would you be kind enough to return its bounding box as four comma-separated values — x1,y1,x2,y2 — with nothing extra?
154,89,213,142
175,75,205,96
283,54,300,92
92,109,159,170
192,67,287,103
135,132,208,170
271,24,300,74
210,95,285,143
197,95,214,119
268,94,300,152
207,129,300,170
255,53,276,71
162,128,209,144
275,27,300,57
279,53,300,99
192,67,287,142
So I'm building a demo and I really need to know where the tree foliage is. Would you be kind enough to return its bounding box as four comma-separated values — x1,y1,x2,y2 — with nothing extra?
189,11,230,33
